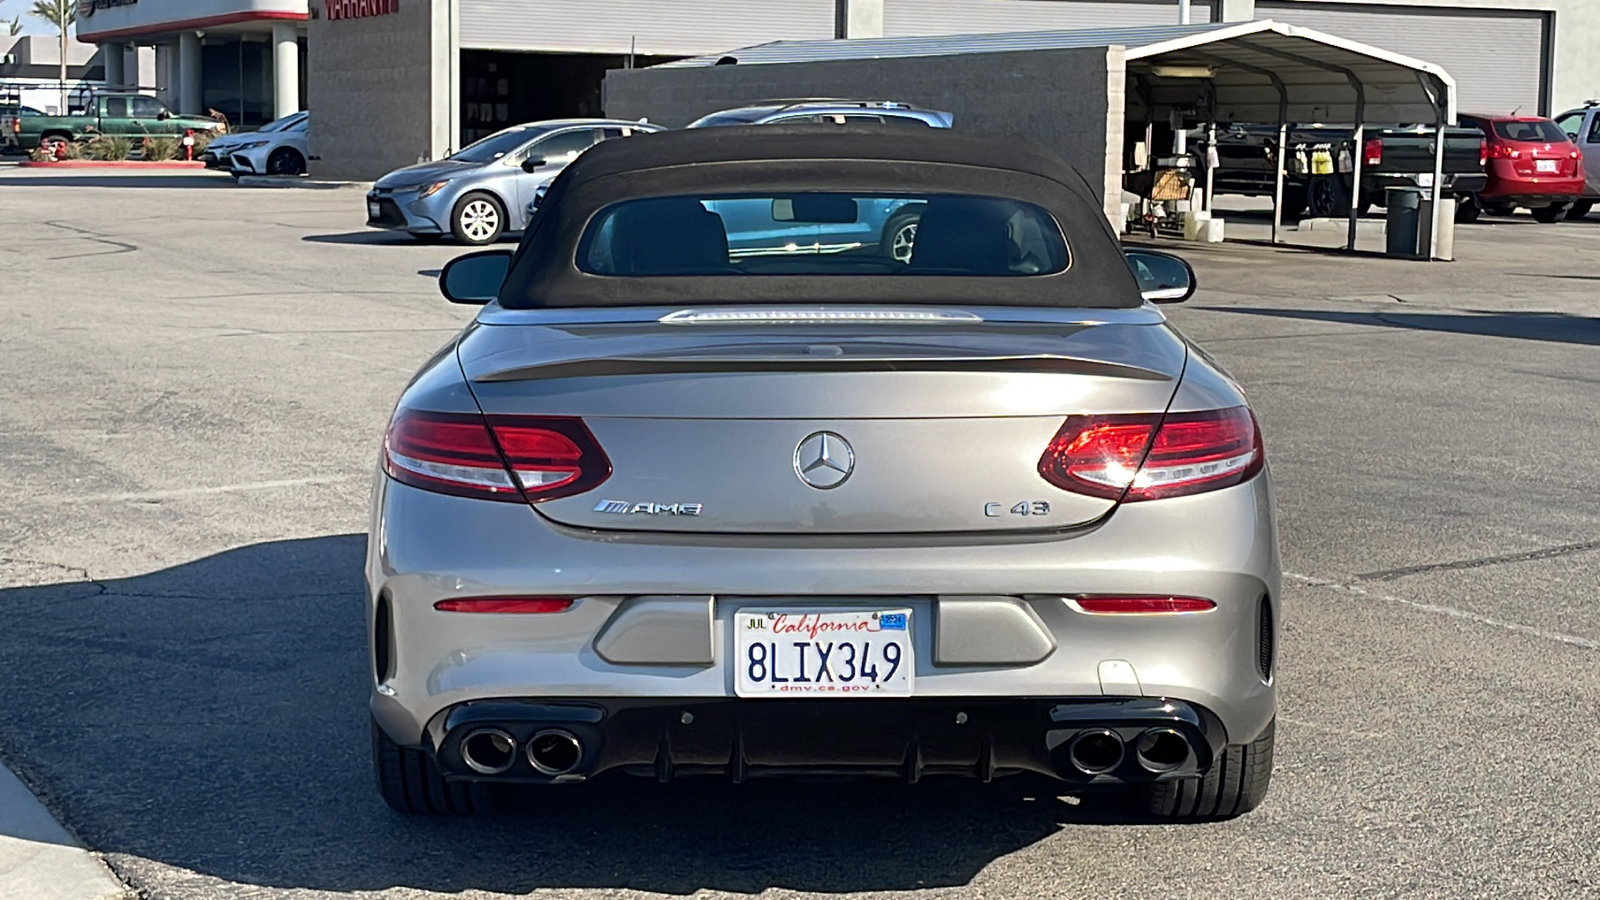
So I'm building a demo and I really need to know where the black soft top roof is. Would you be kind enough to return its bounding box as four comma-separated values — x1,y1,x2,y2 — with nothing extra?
499,126,1142,310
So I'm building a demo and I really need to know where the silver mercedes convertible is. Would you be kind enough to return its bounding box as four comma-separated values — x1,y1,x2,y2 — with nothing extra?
366,126,1280,820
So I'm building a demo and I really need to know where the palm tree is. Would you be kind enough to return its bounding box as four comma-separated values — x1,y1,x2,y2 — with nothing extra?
28,0,76,114
8,17,25,36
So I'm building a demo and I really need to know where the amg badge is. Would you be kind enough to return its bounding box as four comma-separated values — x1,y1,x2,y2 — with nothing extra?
594,500,704,516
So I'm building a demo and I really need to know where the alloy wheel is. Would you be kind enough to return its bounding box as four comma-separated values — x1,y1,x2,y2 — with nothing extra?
460,200,500,243
891,222,917,263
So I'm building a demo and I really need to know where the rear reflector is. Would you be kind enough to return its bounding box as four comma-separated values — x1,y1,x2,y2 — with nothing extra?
1073,595,1216,614
1038,406,1263,502
434,596,575,613
384,409,610,502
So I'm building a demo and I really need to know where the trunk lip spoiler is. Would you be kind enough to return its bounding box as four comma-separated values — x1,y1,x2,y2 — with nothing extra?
475,303,1169,328
473,352,1174,384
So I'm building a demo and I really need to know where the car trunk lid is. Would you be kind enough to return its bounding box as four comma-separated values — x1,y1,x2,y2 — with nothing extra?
457,312,1187,534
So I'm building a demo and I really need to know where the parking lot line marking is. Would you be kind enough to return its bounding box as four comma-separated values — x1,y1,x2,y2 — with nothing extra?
1284,572,1599,651
61,477,356,504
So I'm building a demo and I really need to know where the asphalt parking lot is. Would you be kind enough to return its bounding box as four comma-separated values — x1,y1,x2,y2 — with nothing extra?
0,167,1597,900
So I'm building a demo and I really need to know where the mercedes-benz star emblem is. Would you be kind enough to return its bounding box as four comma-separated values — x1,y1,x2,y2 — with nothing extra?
794,432,854,490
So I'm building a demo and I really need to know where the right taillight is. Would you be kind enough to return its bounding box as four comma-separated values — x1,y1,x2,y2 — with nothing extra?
1038,406,1263,502
1363,138,1383,167
383,408,610,502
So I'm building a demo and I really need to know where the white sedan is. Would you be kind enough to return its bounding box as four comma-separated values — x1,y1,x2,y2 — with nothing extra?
228,111,311,177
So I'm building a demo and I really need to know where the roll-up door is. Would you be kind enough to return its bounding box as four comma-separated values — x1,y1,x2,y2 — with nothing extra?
458,0,835,55
1258,2,1548,116
884,0,1211,36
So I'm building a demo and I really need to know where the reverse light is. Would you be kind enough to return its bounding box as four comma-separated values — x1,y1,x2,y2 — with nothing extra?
1072,595,1217,614
383,409,610,502
1038,407,1263,502
434,596,575,613
418,180,449,198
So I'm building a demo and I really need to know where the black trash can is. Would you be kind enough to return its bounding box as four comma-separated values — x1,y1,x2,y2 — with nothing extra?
1385,187,1423,257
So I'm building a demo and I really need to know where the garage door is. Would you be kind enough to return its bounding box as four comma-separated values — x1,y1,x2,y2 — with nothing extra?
459,0,835,55
1258,2,1548,116
884,0,1211,37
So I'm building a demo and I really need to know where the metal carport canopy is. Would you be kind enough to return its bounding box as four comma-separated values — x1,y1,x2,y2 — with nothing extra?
663,20,1457,125
661,20,1460,258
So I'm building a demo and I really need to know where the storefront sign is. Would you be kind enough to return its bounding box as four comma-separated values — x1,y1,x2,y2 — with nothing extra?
324,0,397,20
75,0,137,19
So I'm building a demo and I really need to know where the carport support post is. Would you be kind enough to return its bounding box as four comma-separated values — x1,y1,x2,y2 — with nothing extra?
1346,124,1364,251
1272,122,1288,244
1427,101,1447,260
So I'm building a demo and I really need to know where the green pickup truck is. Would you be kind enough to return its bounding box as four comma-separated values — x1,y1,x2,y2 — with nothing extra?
10,93,221,152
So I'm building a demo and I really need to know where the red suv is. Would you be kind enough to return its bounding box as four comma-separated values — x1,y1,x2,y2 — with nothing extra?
1458,114,1585,222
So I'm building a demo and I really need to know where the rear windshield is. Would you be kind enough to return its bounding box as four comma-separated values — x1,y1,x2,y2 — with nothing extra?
1493,120,1570,143
577,193,1069,277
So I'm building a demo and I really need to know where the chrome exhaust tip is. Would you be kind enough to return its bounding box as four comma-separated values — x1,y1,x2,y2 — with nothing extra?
1133,728,1191,774
1066,728,1126,775
459,727,518,775
525,728,583,776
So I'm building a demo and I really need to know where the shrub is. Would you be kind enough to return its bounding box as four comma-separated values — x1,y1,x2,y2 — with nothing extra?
87,135,133,161
142,136,180,161
60,140,86,160
189,130,216,156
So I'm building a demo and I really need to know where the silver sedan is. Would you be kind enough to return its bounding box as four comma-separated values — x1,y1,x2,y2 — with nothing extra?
365,118,663,245
368,127,1279,821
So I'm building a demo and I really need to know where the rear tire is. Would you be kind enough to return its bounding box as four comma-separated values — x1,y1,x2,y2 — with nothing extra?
1306,175,1350,218
372,718,490,815
1136,718,1274,821
1568,200,1593,220
1531,203,1570,224
1454,197,1482,223
1483,203,1515,217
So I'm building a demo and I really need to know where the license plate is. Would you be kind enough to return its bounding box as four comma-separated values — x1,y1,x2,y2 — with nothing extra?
367,201,381,218
1536,159,1558,173
735,609,913,697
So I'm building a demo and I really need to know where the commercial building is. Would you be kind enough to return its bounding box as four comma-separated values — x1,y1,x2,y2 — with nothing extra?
91,0,1593,177
74,0,308,127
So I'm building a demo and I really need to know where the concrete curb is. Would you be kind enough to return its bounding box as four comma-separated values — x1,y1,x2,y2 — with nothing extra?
18,160,207,169
235,175,370,190
0,764,126,900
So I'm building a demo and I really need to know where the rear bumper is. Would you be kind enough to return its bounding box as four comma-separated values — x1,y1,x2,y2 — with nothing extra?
420,696,1227,784
367,475,1281,756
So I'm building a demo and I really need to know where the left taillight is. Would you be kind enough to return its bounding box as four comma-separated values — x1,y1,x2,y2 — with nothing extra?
1038,406,1263,502
383,409,610,502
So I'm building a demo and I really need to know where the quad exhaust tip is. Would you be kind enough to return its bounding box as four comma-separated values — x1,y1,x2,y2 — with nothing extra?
459,728,518,775
1066,728,1125,775
1134,728,1191,773
526,729,584,776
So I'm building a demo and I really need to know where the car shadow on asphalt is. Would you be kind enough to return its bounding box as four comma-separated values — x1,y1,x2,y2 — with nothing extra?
1202,307,1600,346
302,231,434,246
0,535,1170,896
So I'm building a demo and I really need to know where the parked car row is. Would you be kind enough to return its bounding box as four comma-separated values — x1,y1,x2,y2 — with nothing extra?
366,100,953,245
